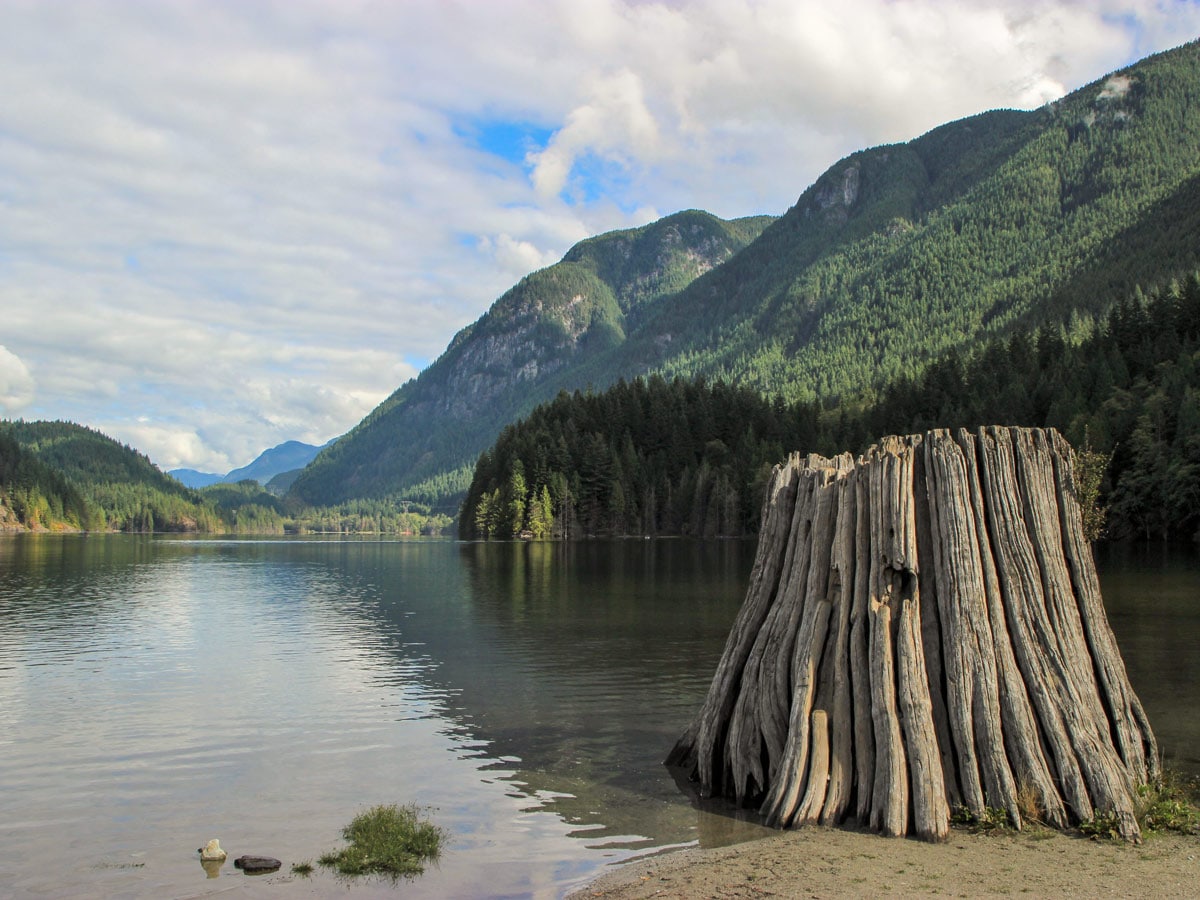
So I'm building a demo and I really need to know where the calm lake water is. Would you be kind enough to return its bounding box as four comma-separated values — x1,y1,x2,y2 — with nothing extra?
0,536,1196,899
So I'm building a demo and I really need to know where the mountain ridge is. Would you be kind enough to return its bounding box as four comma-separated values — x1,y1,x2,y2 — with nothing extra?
623,44,1200,400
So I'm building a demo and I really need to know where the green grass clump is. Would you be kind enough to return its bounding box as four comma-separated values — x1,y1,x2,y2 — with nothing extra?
291,861,314,876
318,804,446,879
1136,771,1200,835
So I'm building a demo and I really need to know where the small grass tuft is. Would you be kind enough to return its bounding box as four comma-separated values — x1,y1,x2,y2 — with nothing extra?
1015,778,1045,826
291,861,314,877
318,803,446,880
951,804,1012,833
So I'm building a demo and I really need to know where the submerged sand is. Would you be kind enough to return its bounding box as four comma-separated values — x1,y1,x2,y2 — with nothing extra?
571,825,1200,898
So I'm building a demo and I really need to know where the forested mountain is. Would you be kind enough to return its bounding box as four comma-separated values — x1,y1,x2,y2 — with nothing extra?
289,210,775,508
293,40,1200,514
0,421,446,535
631,43,1200,401
462,274,1200,542
1,421,222,531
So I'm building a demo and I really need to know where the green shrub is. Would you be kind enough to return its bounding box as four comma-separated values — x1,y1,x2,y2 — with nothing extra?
950,805,1012,832
1136,772,1200,835
1078,810,1124,839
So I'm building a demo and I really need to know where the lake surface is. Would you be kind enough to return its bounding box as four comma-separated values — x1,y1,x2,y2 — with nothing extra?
0,536,1196,899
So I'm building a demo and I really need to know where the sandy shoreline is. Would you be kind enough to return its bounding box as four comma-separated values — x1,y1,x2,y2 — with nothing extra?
570,825,1200,898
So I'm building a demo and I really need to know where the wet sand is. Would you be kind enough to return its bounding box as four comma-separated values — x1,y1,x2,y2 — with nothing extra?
571,825,1200,898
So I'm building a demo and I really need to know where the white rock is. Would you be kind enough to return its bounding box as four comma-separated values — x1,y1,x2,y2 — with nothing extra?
199,839,227,861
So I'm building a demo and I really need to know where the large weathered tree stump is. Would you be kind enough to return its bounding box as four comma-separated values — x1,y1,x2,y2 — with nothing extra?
667,426,1158,842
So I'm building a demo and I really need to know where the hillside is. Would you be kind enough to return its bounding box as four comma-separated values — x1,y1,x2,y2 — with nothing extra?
297,40,1200,511
289,210,774,507
0,420,461,536
2,421,222,531
0,428,102,531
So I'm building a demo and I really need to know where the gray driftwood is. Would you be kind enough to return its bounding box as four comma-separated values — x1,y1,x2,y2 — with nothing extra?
667,426,1157,842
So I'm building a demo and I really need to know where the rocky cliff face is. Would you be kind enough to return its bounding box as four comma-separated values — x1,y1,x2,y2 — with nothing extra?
0,502,25,532
809,162,861,222
432,216,747,422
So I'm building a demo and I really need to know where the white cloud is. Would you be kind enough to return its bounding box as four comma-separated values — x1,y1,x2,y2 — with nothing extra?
0,346,35,415
530,68,661,199
481,234,564,280
117,423,219,473
1,0,1197,470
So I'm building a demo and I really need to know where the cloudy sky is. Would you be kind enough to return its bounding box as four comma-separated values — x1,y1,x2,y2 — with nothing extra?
2,1,1198,473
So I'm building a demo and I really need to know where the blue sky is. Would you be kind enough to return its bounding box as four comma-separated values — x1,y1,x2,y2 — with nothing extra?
1,0,1198,472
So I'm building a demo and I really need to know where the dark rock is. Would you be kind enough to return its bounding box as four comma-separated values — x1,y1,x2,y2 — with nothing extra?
233,855,281,873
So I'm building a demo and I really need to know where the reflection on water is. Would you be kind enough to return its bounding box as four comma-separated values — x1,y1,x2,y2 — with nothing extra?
0,535,1195,899
452,541,757,843
200,857,225,879
1094,543,1200,774
0,535,767,899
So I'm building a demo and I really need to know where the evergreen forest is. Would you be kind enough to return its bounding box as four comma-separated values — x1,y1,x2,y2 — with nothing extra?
0,429,104,531
461,275,1200,543
0,421,222,532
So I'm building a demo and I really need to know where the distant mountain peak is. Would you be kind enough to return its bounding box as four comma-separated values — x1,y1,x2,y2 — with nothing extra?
171,439,329,489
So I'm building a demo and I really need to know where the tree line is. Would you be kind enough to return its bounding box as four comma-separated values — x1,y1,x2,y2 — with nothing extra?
0,430,104,531
867,274,1200,541
460,375,817,539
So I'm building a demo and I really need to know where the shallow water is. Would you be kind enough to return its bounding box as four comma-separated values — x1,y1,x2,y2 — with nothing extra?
0,535,1195,898
0,536,769,898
